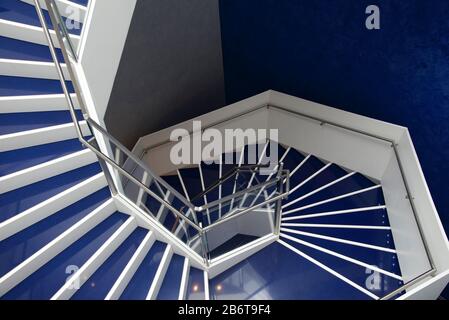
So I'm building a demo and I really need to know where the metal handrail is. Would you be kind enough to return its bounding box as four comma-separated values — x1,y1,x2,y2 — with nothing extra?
197,174,284,212
190,163,270,204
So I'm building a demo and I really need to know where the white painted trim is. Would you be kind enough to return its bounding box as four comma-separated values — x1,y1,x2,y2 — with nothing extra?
0,94,79,113
203,270,209,300
178,257,190,300
0,198,116,297
105,231,156,300
280,233,401,280
0,120,90,152
281,205,387,221
0,58,70,80
282,185,382,216
146,244,173,300
286,154,311,183
281,223,391,230
284,162,333,203
283,171,356,209
20,0,87,22
281,227,396,253
277,239,379,299
0,18,80,48
0,172,107,241
52,216,137,300
0,149,96,193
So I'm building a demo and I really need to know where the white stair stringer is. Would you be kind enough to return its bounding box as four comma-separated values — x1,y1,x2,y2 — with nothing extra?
0,172,107,242
51,216,138,300
0,18,80,48
0,58,70,80
105,231,156,300
0,120,90,152
0,149,97,194
0,198,116,297
0,94,80,113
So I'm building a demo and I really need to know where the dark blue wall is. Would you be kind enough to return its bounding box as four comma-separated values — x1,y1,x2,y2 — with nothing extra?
219,0,449,298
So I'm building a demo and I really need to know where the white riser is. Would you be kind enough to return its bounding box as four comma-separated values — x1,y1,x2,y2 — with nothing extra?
0,120,90,152
178,257,190,300
0,18,80,48
0,59,70,80
20,0,87,23
146,245,173,300
0,94,80,113
0,172,107,242
105,231,155,300
0,149,97,193
0,198,116,297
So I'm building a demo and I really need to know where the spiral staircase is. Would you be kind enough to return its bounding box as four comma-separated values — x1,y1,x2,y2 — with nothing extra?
0,0,448,300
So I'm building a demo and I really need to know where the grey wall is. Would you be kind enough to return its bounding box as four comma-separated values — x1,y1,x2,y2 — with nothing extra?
105,0,226,149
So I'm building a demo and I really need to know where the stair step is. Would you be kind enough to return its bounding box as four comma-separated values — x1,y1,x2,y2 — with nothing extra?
288,163,348,199
0,94,79,114
0,0,82,35
280,230,401,276
279,146,306,174
0,162,101,222
281,225,396,250
71,227,148,300
0,75,74,96
0,18,80,48
0,187,110,277
119,241,167,300
290,172,377,209
0,138,86,176
2,212,128,299
210,241,371,299
186,266,205,300
282,207,389,226
0,36,64,62
0,58,70,80
0,110,82,135
285,186,385,216
281,236,403,297
156,253,184,300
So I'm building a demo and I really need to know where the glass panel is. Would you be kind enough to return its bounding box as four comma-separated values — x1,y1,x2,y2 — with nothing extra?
202,196,279,261
46,0,82,60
